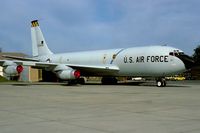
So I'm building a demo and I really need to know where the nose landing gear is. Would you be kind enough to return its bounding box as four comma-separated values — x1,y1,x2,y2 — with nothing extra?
156,78,166,87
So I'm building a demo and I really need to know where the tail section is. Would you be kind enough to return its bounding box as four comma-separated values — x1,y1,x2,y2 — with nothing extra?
31,20,53,57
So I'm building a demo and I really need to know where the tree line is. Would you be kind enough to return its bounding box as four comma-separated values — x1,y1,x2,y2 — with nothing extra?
193,45,200,65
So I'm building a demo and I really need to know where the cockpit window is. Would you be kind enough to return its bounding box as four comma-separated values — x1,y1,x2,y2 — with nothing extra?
169,52,173,56
169,50,184,56
179,52,184,55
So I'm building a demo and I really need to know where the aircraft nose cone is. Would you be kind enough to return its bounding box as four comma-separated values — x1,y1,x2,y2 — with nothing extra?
176,54,195,69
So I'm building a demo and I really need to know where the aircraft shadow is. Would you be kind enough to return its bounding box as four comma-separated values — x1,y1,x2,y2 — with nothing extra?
0,81,189,87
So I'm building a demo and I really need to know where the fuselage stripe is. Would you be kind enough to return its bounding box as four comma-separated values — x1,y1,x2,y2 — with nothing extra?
110,48,125,64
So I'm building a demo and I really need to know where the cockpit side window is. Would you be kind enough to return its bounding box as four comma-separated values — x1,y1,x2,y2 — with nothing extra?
169,50,184,56
169,52,174,56
179,52,184,55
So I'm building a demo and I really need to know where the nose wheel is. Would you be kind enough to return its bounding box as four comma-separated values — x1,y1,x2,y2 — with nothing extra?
156,78,166,87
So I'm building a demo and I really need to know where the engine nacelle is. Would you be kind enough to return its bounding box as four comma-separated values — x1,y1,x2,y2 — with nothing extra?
3,61,23,76
53,64,80,80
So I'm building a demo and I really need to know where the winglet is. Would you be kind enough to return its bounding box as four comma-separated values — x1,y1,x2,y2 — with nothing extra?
31,20,39,27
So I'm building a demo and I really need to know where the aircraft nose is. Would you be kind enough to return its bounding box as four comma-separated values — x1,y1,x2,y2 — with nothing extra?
176,54,195,69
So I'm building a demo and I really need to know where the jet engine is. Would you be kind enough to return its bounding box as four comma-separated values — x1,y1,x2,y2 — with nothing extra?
3,61,23,75
53,64,80,80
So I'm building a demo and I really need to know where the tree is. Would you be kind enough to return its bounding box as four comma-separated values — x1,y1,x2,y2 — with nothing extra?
193,45,200,65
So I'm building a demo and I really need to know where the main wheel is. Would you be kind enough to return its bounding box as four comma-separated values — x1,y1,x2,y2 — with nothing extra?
78,78,86,84
101,77,117,85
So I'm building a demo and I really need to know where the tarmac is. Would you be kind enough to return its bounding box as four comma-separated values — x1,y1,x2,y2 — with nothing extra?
0,81,200,133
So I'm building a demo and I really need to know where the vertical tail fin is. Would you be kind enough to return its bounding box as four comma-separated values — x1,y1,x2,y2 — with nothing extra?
31,20,53,57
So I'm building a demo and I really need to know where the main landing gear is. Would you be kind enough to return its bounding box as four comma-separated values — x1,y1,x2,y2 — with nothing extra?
101,77,118,85
68,77,86,85
156,78,166,87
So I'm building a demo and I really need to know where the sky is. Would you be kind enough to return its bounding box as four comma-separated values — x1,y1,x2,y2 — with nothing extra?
0,0,200,56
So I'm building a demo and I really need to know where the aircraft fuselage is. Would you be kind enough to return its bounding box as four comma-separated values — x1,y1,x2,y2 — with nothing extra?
36,45,186,77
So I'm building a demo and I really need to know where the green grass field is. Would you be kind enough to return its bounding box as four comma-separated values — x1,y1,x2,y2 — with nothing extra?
0,76,8,82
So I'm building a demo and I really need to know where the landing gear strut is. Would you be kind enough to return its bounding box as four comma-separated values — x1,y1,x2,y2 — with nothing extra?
156,78,166,87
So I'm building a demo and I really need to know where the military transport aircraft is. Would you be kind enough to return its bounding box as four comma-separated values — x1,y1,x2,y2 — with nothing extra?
0,20,194,87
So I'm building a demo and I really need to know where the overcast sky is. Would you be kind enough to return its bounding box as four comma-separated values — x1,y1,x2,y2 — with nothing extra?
0,0,200,56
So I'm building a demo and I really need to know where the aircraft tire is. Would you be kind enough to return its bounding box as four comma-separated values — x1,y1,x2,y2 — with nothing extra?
157,80,162,87
68,78,86,85
101,77,117,85
156,78,166,87
162,80,166,87
78,78,85,85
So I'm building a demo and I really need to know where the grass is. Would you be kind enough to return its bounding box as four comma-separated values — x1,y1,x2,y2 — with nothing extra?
0,76,8,82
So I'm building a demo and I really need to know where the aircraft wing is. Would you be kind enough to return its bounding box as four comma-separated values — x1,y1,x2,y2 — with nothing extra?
33,62,120,76
65,63,120,76
1,55,39,61
0,60,120,76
